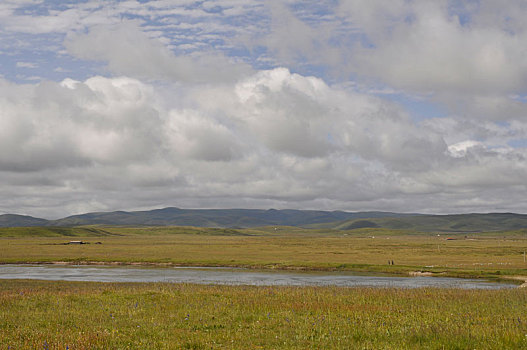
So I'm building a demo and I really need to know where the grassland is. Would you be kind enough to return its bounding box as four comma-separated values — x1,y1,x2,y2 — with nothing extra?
1,226,527,348
1,226,526,280
1,279,526,349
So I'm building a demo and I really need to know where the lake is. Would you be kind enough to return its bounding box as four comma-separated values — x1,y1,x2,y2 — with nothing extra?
0,264,516,289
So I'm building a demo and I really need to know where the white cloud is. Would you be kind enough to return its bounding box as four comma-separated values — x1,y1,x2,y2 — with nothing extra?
2,67,526,217
165,109,241,161
0,76,163,169
16,62,38,68
64,21,252,83
0,1,526,217
263,2,319,63
244,0,527,124
448,140,485,158
349,2,527,95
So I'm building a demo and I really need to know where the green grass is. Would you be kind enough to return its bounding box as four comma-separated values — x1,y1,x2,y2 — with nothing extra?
2,227,527,348
1,279,526,349
0,226,119,237
1,227,527,280
310,213,527,233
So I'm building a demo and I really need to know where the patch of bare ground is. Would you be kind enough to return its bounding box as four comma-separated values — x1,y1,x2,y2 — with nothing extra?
408,271,445,277
504,276,527,288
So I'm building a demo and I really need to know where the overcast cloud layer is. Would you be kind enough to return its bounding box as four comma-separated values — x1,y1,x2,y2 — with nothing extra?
1,0,526,218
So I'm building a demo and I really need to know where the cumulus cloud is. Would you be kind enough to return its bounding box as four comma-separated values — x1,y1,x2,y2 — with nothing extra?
329,1,527,95
0,76,165,169
263,2,320,63
227,68,449,171
0,1,526,217
165,109,241,161
64,21,252,83
2,68,524,217
243,1,527,123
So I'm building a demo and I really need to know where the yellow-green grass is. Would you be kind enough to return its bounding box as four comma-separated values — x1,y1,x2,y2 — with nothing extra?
1,279,526,349
1,228,527,280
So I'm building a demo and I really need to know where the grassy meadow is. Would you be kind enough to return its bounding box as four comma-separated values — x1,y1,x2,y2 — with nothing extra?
1,226,526,280
1,226,527,348
1,279,526,349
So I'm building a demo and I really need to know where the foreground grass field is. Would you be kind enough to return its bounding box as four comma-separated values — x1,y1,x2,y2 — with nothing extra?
1,279,526,349
1,227,527,348
1,226,526,280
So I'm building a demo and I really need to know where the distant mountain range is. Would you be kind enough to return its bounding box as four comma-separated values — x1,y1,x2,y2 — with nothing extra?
0,214,49,227
0,207,526,232
0,208,410,228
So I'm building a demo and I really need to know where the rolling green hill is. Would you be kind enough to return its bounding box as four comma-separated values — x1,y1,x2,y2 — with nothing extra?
0,208,525,233
319,213,527,232
0,208,409,228
0,226,117,237
0,214,49,227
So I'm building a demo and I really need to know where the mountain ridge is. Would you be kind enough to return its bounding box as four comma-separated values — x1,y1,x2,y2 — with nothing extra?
0,208,526,232
0,208,418,228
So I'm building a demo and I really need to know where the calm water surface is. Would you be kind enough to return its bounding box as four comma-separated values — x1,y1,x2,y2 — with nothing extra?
0,264,516,289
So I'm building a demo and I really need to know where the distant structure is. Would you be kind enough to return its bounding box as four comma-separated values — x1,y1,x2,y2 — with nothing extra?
68,241,84,244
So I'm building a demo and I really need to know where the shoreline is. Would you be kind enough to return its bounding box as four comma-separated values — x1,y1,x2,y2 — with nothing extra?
1,260,524,285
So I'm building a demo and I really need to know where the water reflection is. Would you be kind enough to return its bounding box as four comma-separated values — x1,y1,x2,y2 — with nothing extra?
0,264,515,289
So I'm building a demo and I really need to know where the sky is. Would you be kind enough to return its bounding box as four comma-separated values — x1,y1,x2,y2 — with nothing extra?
0,0,526,218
